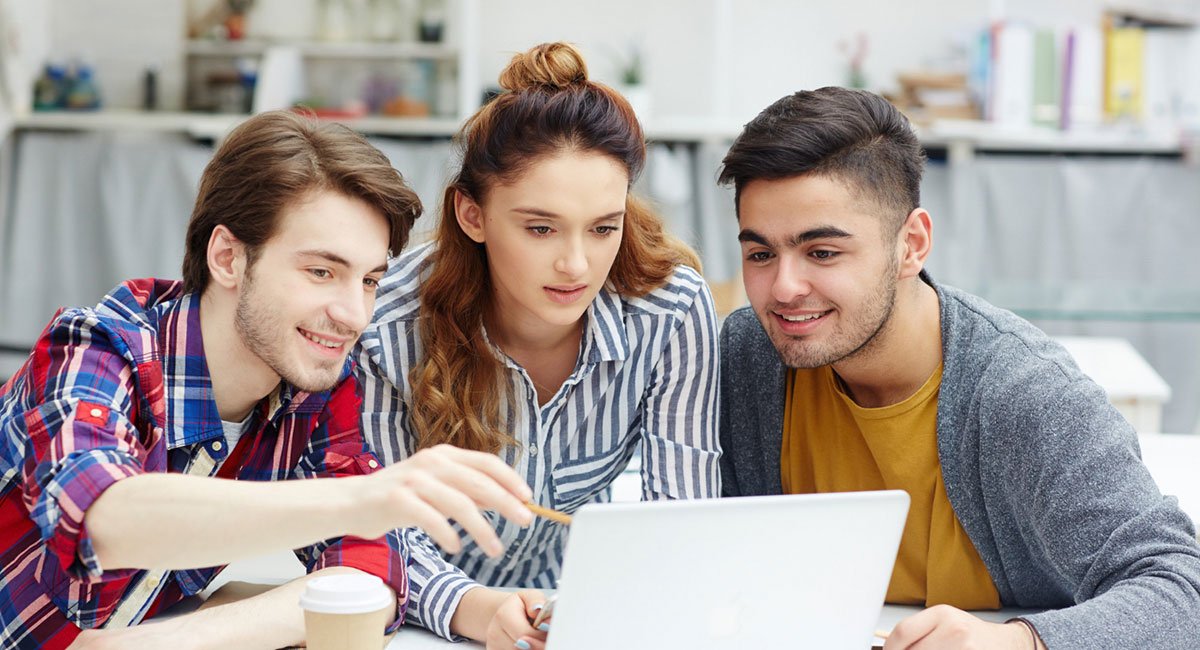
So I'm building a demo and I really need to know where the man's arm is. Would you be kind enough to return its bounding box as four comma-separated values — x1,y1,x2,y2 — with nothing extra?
1003,377,1200,649
717,313,741,497
85,445,533,572
70,566,375,650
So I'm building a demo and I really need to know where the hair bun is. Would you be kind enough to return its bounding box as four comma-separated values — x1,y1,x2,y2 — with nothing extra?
499,42,589,92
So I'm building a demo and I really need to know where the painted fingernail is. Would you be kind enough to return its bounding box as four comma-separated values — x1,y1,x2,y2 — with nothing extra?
538,623,550,632
515,640,531,650
532,603,544,612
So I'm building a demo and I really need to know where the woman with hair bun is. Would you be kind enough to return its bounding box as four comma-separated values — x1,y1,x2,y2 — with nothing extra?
357,42,720,649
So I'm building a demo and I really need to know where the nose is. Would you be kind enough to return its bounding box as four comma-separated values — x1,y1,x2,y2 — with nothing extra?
328,284,372,334
771,255,812,304
554,235,588,278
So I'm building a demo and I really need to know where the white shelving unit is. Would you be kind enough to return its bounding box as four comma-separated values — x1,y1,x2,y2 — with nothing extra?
181,0,480,121
918,119,1184,163
185,39,458,61
12,110,1190,159
12,109,463,141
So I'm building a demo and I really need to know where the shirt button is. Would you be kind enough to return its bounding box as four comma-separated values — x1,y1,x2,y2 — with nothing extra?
211,441,223,452
89,408,103,418
528,444,538,456
147,575,160,587
367,459,379,469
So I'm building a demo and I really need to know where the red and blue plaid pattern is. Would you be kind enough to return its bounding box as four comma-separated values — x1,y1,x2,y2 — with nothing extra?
0,279,408,649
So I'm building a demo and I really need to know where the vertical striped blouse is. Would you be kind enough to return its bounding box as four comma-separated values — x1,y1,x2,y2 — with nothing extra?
357,242,721,640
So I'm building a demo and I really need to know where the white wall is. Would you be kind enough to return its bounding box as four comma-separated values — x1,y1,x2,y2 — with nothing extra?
29,0,1200,116
723,0,985,121
2,0,51,118
475,0,716,117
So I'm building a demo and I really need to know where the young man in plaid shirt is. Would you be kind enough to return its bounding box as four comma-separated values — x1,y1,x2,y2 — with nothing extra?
0,111,535,649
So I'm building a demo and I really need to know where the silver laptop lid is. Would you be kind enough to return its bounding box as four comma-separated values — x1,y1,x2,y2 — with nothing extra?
547,490,909,650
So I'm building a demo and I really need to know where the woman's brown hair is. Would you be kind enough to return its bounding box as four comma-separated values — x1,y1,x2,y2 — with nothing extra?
409,42,700,454
182,110,422,293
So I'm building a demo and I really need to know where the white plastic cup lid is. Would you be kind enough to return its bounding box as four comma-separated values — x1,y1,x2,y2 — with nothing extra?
298,574,393,615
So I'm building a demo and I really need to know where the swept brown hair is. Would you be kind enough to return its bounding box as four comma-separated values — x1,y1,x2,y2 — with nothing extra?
182,110,422,293
409,42,699,454
718,87,925,235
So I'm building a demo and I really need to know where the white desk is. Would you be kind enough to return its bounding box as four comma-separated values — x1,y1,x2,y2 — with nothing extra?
197,432,1196,647
209,431,1198,597
381,604,1042,648
1137,432,1200,528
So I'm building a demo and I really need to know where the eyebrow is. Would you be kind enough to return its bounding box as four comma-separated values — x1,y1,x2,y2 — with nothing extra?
512,207,626,221
296,249,388,274
737,226,853,248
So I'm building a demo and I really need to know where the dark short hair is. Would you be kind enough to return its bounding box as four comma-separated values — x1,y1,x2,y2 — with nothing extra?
182,110,422,293
718,87,925,231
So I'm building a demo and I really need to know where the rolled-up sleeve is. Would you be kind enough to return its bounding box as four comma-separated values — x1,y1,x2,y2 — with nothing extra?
18,314,156,583
292,375,409,632
355,337,483,640
401,527,481,640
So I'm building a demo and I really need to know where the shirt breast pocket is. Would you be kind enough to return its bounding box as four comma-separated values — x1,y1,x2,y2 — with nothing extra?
549,446,635,512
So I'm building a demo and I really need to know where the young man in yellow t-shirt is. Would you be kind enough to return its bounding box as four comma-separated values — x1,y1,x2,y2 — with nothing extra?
716,87,1200,649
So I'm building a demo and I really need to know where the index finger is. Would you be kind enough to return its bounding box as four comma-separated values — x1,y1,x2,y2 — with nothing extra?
438,445,534,500
425,457,533,526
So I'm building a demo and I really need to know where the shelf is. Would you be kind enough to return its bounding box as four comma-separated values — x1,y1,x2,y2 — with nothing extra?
185,39,457,61
918,119,1183,159
13,111,1189,158
15,110,244,140
13,110,462,140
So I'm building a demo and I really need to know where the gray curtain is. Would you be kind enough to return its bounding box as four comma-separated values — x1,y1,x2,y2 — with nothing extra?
2,132,1197,432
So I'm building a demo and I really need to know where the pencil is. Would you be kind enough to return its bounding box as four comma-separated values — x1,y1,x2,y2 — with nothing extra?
526,502,573,526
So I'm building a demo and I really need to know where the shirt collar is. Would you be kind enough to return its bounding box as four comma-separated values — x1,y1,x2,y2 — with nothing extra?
156,291,349,449
583,288,629,363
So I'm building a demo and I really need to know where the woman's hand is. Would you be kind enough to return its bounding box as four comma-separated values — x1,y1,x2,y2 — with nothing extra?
485,589,549,650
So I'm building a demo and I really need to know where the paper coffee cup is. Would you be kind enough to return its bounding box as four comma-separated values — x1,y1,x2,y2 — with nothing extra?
299,574,393,650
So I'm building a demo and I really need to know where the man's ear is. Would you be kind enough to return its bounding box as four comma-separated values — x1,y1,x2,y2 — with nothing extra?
207,225,246,290
896,208,933,280
454,189,486,243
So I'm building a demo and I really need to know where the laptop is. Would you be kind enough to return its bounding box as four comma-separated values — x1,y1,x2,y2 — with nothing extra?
545,490,909,649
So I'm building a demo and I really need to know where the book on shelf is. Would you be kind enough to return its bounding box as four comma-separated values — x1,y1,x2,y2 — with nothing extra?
1104,25,1145,121
1031,28,1060,127
990,22,1034,127
1061,26,1104,130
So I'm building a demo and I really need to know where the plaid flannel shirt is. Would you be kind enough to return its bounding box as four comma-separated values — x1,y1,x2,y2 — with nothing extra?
0,278,408,650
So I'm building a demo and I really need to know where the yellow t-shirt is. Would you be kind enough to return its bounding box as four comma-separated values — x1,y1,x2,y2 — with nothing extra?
781,364,1000,609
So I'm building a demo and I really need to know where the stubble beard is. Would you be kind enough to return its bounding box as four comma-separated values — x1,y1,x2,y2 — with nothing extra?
233,269,347,394
769,264,900,370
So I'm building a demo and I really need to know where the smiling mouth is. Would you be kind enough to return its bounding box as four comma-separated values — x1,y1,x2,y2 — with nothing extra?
776,310,831,322
298,328,346,350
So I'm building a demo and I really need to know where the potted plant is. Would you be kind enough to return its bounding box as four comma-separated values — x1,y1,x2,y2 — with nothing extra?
612,43,651,120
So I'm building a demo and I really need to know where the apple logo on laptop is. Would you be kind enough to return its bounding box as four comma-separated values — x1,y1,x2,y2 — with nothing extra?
707,599,743,639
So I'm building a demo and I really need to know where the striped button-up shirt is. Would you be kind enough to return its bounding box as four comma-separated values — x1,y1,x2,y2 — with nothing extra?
0,279,407,650
358,243,721,639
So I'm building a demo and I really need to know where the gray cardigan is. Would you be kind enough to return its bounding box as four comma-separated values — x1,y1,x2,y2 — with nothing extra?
719,278,1200,649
